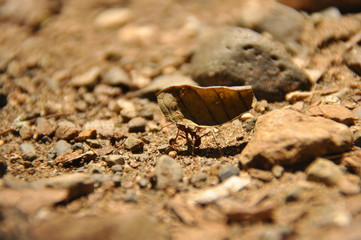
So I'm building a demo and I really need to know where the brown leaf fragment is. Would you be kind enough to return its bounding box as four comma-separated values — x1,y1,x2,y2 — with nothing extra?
55,149,97,167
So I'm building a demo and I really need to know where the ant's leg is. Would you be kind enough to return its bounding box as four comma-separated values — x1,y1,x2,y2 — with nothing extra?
169,128,181,145
210,130,223,156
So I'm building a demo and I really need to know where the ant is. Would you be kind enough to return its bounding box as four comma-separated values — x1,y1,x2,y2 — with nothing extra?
168,124,221,155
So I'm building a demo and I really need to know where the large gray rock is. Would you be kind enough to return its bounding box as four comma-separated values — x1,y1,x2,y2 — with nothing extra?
239,109,353,169
191,27,312,102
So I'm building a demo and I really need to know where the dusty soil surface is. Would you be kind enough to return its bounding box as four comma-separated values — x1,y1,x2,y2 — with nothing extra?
0,0,361,240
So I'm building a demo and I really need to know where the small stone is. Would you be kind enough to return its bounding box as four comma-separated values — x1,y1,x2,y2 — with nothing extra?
306,158,343,186
168,151,177,158
307,104,355,125
123,190,137,202
76,128,97,141
248,168,274,182
240,113,254,121
139,108,154,120
111,164,123,173
191,27,311,102
188,176,250,204
103,155,125,166
36,118,57,136
54,140,72,156
70,67,101,87
218,164,240,182
86,139,102,148
19,124,33,140
55,121,80,140
20,143,37,161
102,67,132,87
87,164,103,174
138,176,149,188
83,120,115,138
190,172,208,188
0,154,7,177
271,165,284,178
128,117,146,133
239,109,353,169
124,137,144,153
353,106,361,119
94,8,133,29
93,84,121,96
154,155,183,190
344,45,361,76
117,99,137,120
117,24,156,44
244,118,257,132
111,175,121,187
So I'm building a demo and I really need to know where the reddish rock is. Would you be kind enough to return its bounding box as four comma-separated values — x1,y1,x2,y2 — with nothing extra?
307,104,355,125
239,109,353,169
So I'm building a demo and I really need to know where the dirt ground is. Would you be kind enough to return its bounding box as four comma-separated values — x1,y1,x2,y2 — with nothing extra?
0,0,361,240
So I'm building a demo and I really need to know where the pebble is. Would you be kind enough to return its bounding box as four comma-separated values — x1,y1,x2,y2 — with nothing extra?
248,168,274,182
19,124,33,140
117,24,156,44
76,128,97,141
128,117,146,133
86,139,102,148
191,27,311,102
123,190,137,203
168,150,177,158
271,165,284,178
307,104,355,125
93,84,121,96
0,154,7,177
343,45,361,76
154,155,183,190
102,67,132,87
70,67,101,87
218,164,240,182
111,164,123,173
94,8,133,29
306,158,359,195
20,142,37,161
116,99,137,120
239,109,353,169
54,140,72,156
306,158,344,186
111,175,121,187
190,172,208,188
36,118,57,136
103,155,125,166
353,106,361,119
188,176,250,204
124,137,144,153
138,176,149,188
237,1,305,46
55,121,80,140
244,118,257,132
83,120,115,138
